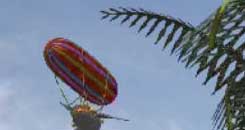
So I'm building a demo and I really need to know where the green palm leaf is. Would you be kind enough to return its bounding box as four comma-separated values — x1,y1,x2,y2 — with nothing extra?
101,2,245,130
101,8,195,53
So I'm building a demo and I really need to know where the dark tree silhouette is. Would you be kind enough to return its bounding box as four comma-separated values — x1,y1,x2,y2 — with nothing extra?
101,0,245,130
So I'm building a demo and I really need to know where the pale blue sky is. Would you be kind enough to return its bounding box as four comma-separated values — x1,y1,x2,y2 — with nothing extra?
0,0,225,130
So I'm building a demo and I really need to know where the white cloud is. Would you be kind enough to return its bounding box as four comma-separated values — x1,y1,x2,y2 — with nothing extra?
0,123,11,130
147,120,163,130
0,78,73,130
0,81,15,130
0,81,14,106
168,120,183,130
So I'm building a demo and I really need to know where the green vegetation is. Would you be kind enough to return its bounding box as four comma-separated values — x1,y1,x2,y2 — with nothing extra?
101,0,245,130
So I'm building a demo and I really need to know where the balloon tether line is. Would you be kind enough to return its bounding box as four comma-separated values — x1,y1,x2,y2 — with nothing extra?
55,75,70,105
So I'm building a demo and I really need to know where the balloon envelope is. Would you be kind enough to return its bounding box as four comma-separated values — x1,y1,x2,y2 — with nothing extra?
44,38,118,105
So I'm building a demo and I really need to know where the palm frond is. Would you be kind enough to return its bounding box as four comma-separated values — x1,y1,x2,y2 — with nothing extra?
182,2,245,93
213,78,245,130
209,0,231,49
101,4,245,130
203,3,245,130
231,0,245,8
101,8,195,53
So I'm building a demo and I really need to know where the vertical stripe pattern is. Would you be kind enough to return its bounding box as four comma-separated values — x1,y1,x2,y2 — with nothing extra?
43,38,118,105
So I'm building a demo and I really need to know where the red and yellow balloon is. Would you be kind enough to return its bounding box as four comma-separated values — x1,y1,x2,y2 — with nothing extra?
43,38,118,105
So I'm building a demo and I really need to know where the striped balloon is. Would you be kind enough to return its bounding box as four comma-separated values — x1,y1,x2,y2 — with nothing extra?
44,38,118,105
